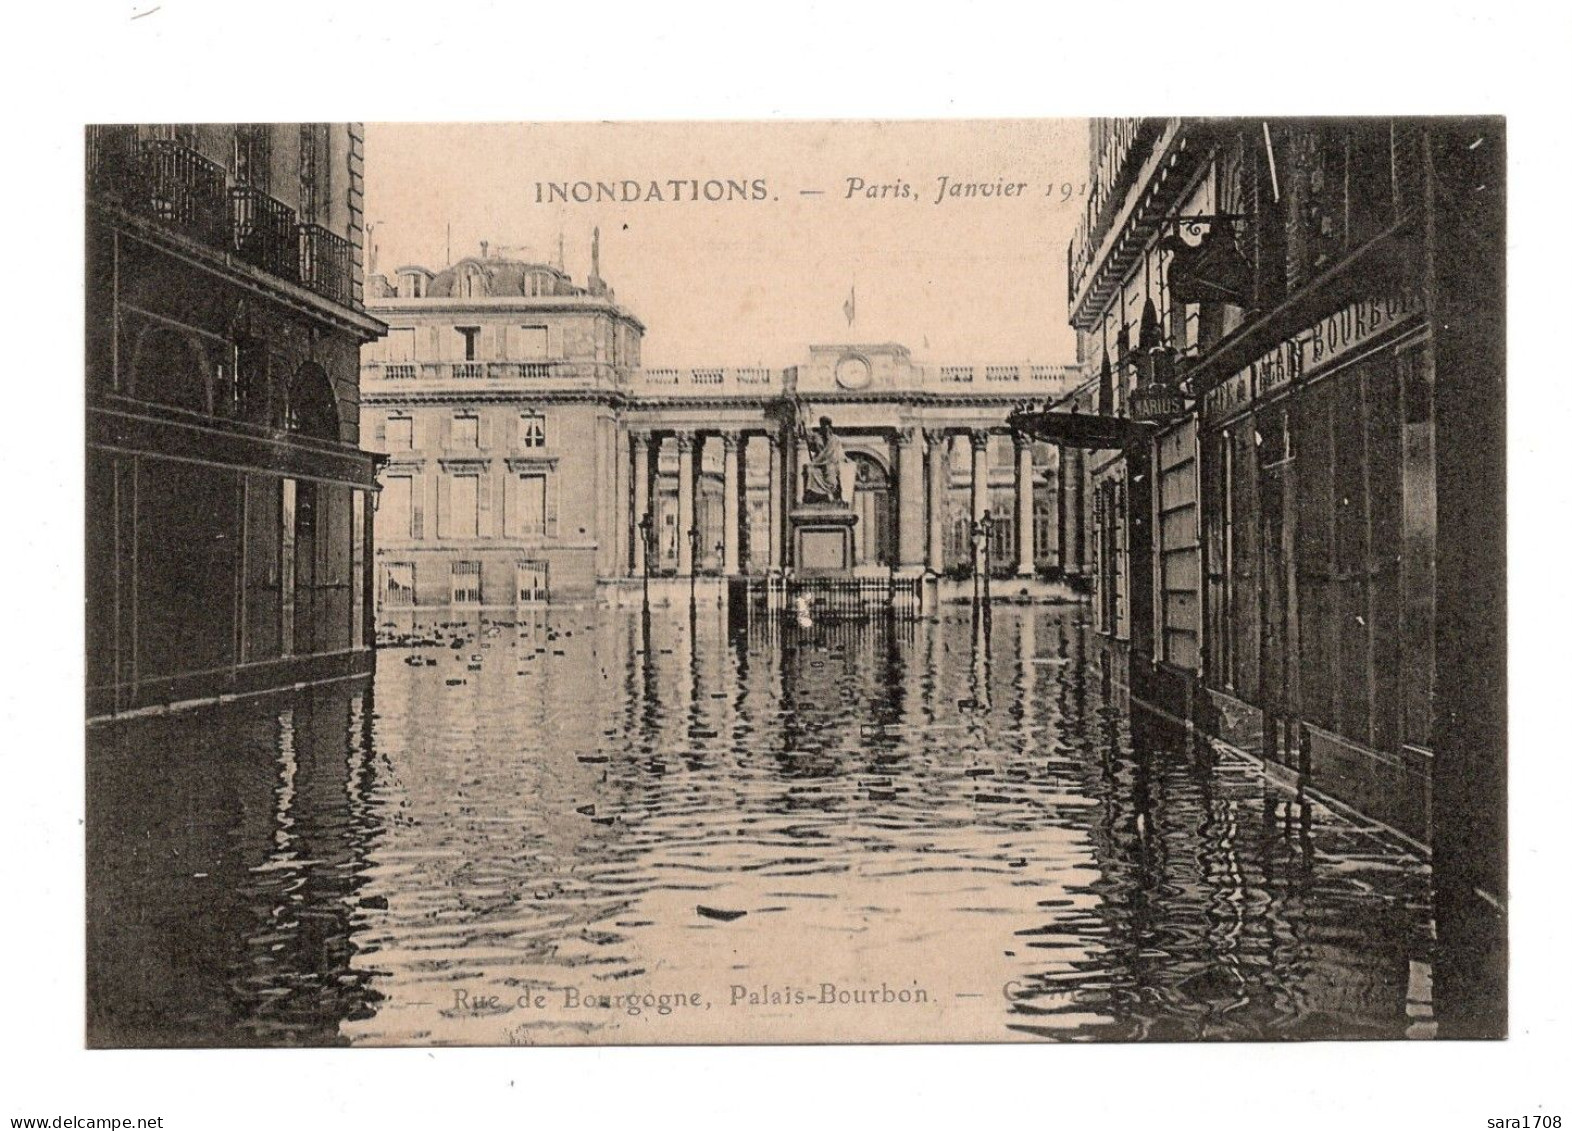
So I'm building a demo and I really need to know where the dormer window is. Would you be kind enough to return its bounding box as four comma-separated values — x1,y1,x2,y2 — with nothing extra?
459,266,487,298
397,271,427,298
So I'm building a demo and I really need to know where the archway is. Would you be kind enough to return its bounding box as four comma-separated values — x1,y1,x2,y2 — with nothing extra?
847,450,893,567
287,362,341,441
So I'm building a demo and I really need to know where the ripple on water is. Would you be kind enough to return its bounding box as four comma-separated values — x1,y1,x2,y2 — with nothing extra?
86,605,1432,1047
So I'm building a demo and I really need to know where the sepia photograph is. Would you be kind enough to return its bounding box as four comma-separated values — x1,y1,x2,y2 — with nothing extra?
83,115,1505,1048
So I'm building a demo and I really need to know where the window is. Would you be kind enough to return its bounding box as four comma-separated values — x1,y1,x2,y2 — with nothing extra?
519,413,546,449
516,473,547,537
516,561,549,604
297,124,320,225
449,473,479,538
513,326,549,359
459,269,486,298
387,327,417,362
397,273,426,299
286,362,339,440
451,561,481,604
452,414,479,448
456,326,481,361
387,416,413,451
380,475,413,538
233,124,271,191
383,562,415,607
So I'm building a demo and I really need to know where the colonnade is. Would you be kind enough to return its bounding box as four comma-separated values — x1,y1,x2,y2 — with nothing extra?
622,425,1084,578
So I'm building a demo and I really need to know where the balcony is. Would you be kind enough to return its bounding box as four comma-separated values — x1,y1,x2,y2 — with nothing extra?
492,362,559,380
629,367,778,396
87,130,230,250
362,360,577,386
299,223,353,306
931,365,1074,394
230,186,300,281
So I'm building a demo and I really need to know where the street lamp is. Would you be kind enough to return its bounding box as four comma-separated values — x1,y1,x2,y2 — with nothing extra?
970,515,984,608
688,524,701,610
639,512,655,612
979,509,995,610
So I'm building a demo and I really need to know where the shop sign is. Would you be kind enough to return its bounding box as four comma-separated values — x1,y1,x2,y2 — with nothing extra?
1207,290,1424,424
1203,367,1253,424
1130,385,1186,422
1298,290,1424,379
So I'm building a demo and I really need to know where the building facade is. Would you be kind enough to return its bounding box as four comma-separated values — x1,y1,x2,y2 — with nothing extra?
87,124,385,719
1059,117,1505,1031
361,247,1092,612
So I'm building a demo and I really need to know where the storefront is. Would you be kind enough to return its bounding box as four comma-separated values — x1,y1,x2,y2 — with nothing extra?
1197,289,1434,836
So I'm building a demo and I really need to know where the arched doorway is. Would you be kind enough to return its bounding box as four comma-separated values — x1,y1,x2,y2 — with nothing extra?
847,451,893,567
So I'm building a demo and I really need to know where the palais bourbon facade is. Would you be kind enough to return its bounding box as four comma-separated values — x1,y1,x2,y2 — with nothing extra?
360,236,1092,611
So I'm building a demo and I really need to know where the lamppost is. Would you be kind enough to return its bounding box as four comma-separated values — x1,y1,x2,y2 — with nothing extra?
688,524,701,611
639,512,655,613
979,509,994,610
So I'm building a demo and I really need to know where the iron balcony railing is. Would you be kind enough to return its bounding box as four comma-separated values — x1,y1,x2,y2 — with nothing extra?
87,130,230,250
230,185,300,282
89,128,367,307
299,222,353,305
140,139,230,247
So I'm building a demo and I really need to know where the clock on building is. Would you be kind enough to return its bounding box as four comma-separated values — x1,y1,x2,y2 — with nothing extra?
835,353,872,390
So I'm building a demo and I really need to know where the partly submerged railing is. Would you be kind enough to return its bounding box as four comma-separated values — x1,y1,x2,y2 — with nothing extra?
728,573,924,623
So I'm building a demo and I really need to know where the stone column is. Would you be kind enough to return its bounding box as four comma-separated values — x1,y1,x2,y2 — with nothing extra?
970,429,990,576
676,432,695,575
896,427,925,571
1014,433,1035,577
631,433,652,575
771,430,788,568
721,432,741,575
614,426,630,578
1062,443,1084,576
925,429,946,572
1040,446,1061,570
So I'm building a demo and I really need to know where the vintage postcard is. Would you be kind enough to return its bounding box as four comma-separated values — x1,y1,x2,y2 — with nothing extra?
83,117,1505,1047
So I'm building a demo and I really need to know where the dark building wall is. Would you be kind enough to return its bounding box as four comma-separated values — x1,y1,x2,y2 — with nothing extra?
1072,119,1500,861
86,124,385,719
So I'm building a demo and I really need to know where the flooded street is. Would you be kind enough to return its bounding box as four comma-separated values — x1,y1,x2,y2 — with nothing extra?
87,605,1433,1046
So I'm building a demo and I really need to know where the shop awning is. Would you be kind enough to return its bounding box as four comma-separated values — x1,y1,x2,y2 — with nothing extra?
1007,409,1151,450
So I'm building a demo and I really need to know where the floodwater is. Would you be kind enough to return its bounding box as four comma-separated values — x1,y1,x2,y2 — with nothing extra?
87,604,1434,1046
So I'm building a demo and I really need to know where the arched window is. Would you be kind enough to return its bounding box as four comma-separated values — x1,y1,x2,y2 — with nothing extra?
131,326,209,414
287,362,340,440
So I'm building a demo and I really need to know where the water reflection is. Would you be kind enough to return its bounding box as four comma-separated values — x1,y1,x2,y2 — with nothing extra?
87,606,1431,1046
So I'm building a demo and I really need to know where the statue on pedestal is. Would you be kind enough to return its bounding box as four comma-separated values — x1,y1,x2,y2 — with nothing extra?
801,415,848,505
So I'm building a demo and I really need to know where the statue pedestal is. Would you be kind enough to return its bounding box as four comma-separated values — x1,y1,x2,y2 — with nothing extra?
790,507,859,577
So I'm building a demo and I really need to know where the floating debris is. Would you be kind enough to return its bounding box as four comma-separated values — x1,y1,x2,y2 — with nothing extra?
697,905,747,922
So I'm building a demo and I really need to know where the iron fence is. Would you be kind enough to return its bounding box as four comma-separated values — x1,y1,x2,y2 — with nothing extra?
729,574,924,622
